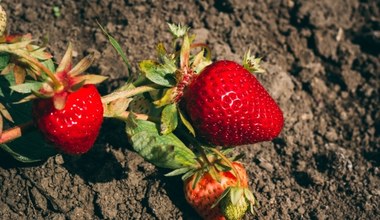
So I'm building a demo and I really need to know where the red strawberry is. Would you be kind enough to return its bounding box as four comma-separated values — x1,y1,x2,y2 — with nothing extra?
184,162,248,220
32,84,103,154
183,60,283,146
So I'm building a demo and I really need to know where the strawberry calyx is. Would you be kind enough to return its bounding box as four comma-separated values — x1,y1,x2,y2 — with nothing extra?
214,186,256,220
242,49,265,74
16,43,107,110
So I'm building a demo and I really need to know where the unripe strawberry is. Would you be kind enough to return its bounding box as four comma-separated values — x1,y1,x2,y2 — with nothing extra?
219,186,255,220
184,162,248,220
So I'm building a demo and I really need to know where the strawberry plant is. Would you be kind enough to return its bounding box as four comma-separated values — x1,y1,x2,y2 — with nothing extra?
0,6,106,159
0,5,284,219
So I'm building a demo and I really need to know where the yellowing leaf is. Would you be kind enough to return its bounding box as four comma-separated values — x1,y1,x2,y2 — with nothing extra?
160,103,178,135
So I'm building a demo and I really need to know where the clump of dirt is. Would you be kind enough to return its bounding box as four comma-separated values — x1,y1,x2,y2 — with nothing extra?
0,0,379,219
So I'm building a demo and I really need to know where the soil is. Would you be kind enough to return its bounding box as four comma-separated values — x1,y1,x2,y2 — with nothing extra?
0,0,379,219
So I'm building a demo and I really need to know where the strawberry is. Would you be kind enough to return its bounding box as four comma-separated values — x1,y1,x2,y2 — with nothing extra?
184,161,249,220
27,43,107,154
183,60,284,146
32,84,103,154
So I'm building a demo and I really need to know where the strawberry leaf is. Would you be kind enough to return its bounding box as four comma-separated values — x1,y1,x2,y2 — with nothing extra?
0,102,13,122
178,108,195,136
29,47,53,60
160,103,178,135
10,81,42,94
13,65,26,84
181,168,197,181
153,87,176,107
0,53,9,70
164,167,192,177
41,58,56,74
104,97,132,118
125,114,196,169
211,187,231,208
139,60,176,87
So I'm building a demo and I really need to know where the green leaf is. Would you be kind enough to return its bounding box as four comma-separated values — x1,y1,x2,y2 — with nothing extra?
214,161,231,172
178,109,195,136
125,115,196,169
208,166,221,182
29,47,53,60
153,87,176,107
10,81,42,94
160,103,178,135
181,168,197,181
97,21,131,72
0,53,10,70
139,60,176,87
41,58,56,73
192,170,203,189
211,187,231,208
165,167,191,177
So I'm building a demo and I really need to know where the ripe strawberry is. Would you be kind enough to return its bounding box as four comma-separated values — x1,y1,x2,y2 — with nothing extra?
184,162,248,220
32,84,103,154
183,60,283,146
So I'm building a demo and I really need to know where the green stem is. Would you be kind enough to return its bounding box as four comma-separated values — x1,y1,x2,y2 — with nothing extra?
110,111,160,123
209,148,241,187
101,84,160,104
178,130,211,167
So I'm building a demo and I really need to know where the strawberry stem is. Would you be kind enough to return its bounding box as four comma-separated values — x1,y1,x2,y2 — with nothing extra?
190,43,211,60
177,129,212,167
209,148,242,187
0,121,34,144
113,111,159,122
101,84,160,104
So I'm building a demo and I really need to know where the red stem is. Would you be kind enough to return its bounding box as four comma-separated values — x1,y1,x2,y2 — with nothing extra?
0,121,34,144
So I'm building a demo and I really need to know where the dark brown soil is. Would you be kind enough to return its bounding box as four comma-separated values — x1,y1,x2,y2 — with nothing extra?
1,0,379,219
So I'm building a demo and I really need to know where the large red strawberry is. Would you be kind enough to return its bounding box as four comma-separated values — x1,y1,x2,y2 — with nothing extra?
184,161,248,220
183,60,283,146
32,84,103,154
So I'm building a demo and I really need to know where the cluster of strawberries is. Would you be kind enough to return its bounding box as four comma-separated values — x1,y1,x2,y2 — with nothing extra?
0,6,283,220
